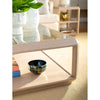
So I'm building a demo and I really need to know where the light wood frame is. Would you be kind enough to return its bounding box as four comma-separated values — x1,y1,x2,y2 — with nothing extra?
13,32,78,95
59,6,80,35
13,38,78,78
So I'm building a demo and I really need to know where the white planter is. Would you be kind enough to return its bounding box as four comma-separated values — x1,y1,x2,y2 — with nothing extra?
24,6,40,42
24,8,39,29
13,12,27,35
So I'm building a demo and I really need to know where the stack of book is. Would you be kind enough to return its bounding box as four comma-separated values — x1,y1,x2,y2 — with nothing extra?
60,28,74,34
12,57,21,78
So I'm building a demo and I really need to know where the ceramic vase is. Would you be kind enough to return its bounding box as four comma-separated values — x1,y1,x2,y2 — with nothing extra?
13,12,27,35
24,8,40,42
24,0,40,41
24,8,39,29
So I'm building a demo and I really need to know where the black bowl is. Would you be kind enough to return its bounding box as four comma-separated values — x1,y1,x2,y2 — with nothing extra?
28,60,47,74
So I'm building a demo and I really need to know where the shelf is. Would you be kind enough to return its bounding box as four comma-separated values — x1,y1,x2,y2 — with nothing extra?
59,21,78,24
59,6,80,10
62,32,77,36
13,51,73,96
60,29,77,36
59,6,80,34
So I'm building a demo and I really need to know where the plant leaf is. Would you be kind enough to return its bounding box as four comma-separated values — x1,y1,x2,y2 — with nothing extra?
12,0,43,12
30,2,43,9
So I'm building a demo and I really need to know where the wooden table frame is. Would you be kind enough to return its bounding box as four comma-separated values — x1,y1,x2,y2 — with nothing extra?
13,38,78,79
13,37,78,96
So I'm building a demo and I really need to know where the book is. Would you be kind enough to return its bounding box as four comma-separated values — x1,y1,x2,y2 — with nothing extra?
13,71,20,78
12,57,21,78
60,28,74,33
12,61,18,66
12,66,19,72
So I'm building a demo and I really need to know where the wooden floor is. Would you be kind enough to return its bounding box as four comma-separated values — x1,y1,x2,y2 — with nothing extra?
13,32,87,100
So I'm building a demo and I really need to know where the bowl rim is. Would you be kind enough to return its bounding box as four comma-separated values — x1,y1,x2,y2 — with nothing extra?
28,59,46,67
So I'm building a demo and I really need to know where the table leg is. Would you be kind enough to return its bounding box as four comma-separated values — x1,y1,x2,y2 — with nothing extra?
72,45,78,78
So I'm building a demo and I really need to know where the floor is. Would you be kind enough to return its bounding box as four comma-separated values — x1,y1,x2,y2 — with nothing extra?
13,32,87,100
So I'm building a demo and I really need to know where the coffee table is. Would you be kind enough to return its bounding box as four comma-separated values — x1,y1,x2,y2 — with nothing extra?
13,24,78,96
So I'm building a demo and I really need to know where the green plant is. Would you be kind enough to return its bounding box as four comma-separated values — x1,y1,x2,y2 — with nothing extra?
13,0,43,13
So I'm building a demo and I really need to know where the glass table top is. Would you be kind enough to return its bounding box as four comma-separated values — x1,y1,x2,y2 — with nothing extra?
13,24,72,45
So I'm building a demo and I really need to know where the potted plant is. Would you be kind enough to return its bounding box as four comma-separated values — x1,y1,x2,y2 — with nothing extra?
12,0,43,35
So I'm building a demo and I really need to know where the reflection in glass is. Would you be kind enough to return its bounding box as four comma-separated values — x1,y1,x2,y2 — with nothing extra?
13,24,72,44
23,28,40,42
13,34,26,44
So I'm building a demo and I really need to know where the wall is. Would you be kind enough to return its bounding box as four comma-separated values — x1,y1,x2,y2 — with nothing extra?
79,0,87,9
71,0,87,9
52,0,60,8
52,0,87,9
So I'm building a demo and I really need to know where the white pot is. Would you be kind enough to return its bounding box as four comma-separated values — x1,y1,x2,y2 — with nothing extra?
23,7,40,42
24,0,39,29
24,8,39,29
13,12,27,35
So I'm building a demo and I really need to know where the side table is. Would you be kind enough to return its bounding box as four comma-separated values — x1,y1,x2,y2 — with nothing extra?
13,24,78,96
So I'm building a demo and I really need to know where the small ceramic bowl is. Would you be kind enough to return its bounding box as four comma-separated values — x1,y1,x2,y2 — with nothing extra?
28,60,47,74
